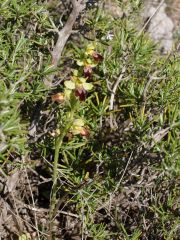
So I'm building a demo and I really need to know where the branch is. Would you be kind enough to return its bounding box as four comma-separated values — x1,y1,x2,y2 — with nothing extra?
109,66,126,128
51,0,85,66
44,0,85,87
142,71,164,104
109,66,126,111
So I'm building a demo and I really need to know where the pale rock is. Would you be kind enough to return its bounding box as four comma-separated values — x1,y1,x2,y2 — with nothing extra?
143,2,174,54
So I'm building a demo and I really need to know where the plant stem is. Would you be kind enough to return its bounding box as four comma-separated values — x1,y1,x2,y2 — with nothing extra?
49,104,76,237
50,136,63,219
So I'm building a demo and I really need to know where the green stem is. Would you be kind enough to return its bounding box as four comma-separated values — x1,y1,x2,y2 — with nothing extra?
50,136,63,219
49,104,76,237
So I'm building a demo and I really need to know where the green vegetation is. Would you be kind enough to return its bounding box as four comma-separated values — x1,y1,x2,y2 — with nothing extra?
0,0,179,239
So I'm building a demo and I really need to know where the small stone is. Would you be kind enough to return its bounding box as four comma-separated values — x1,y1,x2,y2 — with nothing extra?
142,2,174,54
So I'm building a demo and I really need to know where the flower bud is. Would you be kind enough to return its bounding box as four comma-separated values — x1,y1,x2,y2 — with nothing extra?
51,93,65,103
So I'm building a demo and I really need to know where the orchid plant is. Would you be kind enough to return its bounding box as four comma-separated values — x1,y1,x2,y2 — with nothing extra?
50,43,103,222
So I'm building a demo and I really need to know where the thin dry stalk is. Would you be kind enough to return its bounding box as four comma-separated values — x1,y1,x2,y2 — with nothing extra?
23,163,40,240
142,71,164,104
44,0,85,88
6,205,50,238
138,0,165,36
109,66,126,128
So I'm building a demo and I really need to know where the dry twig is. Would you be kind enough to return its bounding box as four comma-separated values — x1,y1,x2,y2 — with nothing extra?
142,70,165,106
109,66,126,128
44,0,86,88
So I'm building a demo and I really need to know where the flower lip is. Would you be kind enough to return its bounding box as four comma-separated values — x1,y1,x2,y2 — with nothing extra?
75,88,87,101
92,52,103,62
84,66,93,78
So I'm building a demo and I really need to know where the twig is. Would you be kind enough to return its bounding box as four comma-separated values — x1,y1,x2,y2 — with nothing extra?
142,72,164,104
51,0,85,66
5,204,50,237
22,156,40,240
113,151,133,194
109,67,126,111
44,0,85,88
14,197,79,218
109,66,126,128
105,78,113,92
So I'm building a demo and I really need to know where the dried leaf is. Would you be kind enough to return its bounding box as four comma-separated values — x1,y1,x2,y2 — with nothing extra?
151,127,170,147
4,170,20,194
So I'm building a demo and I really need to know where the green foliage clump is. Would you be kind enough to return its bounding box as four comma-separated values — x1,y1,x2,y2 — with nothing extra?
0,80,25,159
0,0,179,239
